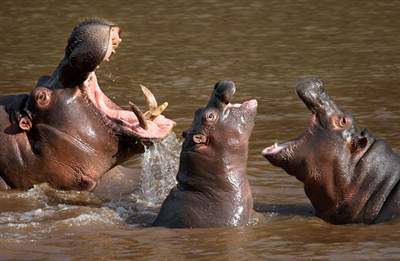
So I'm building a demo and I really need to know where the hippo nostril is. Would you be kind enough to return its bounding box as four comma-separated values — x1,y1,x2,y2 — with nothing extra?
213,80,236,104
296,76,325,101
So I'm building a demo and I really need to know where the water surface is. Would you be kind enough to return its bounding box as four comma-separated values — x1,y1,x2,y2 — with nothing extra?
0,0,400,260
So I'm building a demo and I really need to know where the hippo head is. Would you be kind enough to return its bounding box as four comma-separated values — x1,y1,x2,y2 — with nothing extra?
179,80,257,213
154,80,257,227
262,77,379,222
180,80,257,178
10,19,175,190
263,77,374,181
27,19,175,143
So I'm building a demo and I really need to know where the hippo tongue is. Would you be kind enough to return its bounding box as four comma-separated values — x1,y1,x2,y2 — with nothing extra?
262,140,294,156
84,72,175,139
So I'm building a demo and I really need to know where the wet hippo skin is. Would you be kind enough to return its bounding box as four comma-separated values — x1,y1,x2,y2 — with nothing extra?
262,76,400,224
153,80,258,228
0,19,175,191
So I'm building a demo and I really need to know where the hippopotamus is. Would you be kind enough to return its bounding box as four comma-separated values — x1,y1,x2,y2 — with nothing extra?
0,19,175,191
153,80,257,228
262,76,400,224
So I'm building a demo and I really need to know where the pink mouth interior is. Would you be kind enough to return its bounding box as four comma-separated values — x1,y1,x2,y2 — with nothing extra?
83,72,175,139
241,99,258,110
262,114,316,156
230,99,258,110
262,141,293,156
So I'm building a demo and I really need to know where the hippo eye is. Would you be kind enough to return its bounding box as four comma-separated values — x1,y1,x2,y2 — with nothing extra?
339,117,346,127
335,115,349,129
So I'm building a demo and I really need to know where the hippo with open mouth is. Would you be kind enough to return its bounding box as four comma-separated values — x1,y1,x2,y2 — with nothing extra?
153,80,257,228
262,77,400,224
0,19,175,191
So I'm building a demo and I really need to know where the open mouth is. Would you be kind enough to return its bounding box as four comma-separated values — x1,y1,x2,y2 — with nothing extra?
262,114,316,160
228,99,258,112
81,26,175,139
262,140,296,156
238,99,258,111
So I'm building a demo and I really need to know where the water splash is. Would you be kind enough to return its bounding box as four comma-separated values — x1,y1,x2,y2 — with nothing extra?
139,132,181,205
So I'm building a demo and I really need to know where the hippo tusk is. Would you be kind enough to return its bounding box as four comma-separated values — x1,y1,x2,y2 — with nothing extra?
140,84,158,110
140,84,169,120
129,101,148,130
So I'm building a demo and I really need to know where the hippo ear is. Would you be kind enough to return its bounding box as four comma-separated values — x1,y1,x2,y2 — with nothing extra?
192,134,208,144
34,87,52,108
19,116,32,131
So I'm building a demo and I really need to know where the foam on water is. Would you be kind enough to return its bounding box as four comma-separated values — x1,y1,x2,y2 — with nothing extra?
139,132,181,205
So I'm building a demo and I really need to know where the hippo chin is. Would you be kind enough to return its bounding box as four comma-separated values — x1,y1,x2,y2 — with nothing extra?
153,80,257,228
0,19,175,191
262,76,400,224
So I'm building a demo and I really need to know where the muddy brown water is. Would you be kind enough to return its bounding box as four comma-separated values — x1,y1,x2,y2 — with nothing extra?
1,0,400,260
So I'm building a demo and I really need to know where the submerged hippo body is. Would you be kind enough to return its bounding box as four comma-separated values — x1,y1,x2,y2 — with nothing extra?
263,77,400,224
0,19,174,191
153,81,257,228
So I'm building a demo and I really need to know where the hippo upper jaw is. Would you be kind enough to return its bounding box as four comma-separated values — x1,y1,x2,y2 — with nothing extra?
67,21,175,141
55,19,175,141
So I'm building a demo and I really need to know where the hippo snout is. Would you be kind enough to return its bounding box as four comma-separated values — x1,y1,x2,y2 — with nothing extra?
295,76,340,115
213,80,236,105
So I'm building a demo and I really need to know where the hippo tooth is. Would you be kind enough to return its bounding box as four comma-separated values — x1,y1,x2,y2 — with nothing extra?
157,102,169,115
140,84,158,110
129,101,148,130
140,84,168,120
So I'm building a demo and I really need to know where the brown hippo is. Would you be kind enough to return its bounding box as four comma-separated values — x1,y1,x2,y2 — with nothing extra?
262,76,400,224
0,19,175,191
153,80,257,228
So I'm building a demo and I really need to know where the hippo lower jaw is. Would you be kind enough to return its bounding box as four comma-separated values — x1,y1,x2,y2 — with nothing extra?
262,114,316,165
82,74,175,140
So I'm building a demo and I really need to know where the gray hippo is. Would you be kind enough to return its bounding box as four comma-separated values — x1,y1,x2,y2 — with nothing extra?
262,77,400,224
0,19,175,191
154,80,257,228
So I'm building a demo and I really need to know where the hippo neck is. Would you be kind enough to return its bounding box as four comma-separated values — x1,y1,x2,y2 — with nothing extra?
360,144,400,223
177,149,251,199
176,150,253,226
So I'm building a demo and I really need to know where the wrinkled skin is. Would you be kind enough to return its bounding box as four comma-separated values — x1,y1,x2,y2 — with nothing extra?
153,80,257,228
262,77,400,224
0,19,174,191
